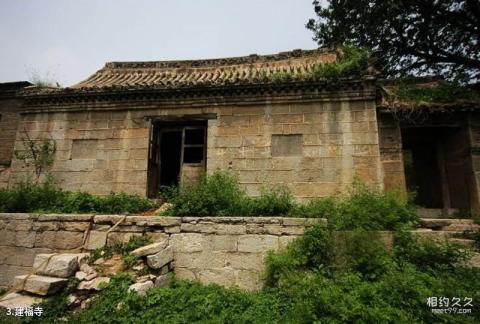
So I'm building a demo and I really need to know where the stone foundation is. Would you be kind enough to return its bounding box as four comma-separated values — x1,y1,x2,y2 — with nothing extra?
0,213,325,291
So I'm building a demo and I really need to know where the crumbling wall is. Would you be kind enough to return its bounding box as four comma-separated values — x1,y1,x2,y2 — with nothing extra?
0,214,325,291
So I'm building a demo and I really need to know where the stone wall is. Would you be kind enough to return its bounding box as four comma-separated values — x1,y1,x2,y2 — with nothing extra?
0,213,325,291
0,97,22,188
468,112,480,211
377,113,406,192
8,95,382,198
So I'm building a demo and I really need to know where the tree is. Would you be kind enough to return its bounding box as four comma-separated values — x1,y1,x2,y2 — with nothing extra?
14,129,56,183
306,0,480,82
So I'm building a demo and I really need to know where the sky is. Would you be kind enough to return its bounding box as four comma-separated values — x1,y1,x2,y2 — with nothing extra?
0,0,318,87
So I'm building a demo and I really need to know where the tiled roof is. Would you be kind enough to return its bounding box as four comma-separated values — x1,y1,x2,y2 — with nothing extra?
71,48,339,90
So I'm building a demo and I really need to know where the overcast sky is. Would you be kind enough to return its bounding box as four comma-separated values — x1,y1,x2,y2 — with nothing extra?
0,0,317,87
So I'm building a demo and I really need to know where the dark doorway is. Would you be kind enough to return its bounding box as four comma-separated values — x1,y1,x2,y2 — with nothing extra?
159,131,182,186
401,127,471,210
147,121,207,198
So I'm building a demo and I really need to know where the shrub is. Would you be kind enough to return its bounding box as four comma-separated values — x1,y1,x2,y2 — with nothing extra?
162,171,248,216
65,275,285,324
290,181,417,230
0,182,157,214
393,229,471,271
246,185,294,216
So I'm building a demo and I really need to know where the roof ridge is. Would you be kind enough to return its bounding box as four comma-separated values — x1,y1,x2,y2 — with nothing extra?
103,47,336,70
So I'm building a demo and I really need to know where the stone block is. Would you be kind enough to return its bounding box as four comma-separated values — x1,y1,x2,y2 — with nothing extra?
174,252,226,269
129,281,154,296
263,225,285,235
0,265,31,288
174,268,196,281
226,253,264,270
180,223,216,233
154,273,173,288
33,253,88,278
237,235,278,253
86,231,107,250
215,224,246,235
209,235,238,252
198,268,235,287
131,241,168,257
0,293,44,309
14,275,68,296
77,277,110,291
234,270,262,291
279,235,298,249
35,231,84,250
14,231,36,248
33,221,59,231
147,246,173,269
59,222,91,232
5,220,33,231
170,233,204,253
106,232,140,246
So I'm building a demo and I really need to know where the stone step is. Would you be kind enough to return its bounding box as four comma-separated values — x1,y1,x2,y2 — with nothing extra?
33,253,89,278
14,275,68,296
443,224,479,232
417,208,459,219
419,218,476,230
0,292,44,309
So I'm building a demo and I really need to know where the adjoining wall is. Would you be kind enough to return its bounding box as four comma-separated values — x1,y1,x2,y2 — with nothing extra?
468,111,480,211
377,113,406,192
0,214,325,291
9,96,382,199
0,97,22,189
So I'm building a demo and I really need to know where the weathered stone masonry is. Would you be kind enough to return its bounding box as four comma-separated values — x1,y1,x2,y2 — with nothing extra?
4,48,383,199
0,213,325,291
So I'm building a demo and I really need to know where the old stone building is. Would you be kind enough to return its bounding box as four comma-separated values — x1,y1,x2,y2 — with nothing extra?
1,48,479,212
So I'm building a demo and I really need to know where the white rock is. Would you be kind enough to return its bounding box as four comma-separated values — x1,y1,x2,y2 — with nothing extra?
14,275,67,296
132,264,144,271
0,293,43,309
136,274,156,283
75,271,87,281
128,281,154,296
146,246,173,269
77,277,110,291
131,241,168,257
80,263,94,274
33,253,88,278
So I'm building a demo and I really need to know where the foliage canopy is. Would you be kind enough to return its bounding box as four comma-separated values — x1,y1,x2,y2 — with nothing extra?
307,0,480,82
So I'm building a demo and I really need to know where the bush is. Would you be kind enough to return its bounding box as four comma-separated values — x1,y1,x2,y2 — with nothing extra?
290,181,417,230
246,185,294,216
264,223,479,323
161,171,296,217
162,172,417,227
393,229,471,271
161,171,248,216
0,181,157,214
63,275,285,324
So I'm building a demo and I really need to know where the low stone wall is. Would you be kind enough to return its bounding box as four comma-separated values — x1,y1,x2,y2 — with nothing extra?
0,213,326,290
